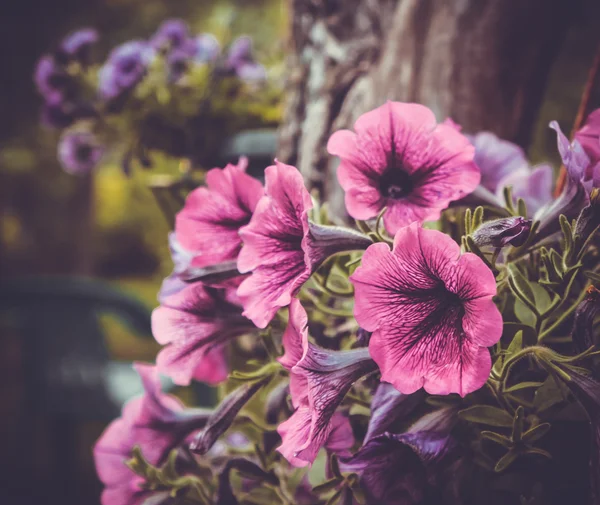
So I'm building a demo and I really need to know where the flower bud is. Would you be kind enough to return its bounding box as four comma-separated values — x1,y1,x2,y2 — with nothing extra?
472,216,532,248
574,187,600,239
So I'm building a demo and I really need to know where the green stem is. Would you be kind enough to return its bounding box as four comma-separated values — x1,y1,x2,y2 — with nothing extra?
538,284,589,342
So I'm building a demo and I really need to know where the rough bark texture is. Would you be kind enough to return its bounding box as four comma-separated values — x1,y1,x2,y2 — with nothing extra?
277,0,572,215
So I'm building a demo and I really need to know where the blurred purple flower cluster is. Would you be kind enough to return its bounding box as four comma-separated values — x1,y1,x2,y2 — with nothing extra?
34,19,269,176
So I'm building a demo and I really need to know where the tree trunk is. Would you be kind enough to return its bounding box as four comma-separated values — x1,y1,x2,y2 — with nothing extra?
277,0,572,216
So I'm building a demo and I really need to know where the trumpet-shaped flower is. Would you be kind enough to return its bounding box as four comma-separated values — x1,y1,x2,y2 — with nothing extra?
351,223,502,397
327,101,480,234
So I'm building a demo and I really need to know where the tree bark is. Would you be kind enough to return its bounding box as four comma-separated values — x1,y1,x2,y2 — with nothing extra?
277,0,572,215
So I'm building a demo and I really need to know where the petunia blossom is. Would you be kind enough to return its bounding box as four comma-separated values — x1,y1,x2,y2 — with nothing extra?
351,223,502,397
276,298,373,466
98,41,155,100
94,363,209,505
471,216,532,249
535,122,593,240
175,157,263,269
575,108,600,167
341,431,455,505
461,131,554,216
152,281,255,386
57,131,104,175
327,101,480,235
58,28,99,65
237,161,372,328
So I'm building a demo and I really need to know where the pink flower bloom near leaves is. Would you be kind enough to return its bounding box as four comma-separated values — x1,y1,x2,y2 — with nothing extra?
238,161,372,328
94,364,209,505
351,223,502,397
327,101,480,235
152,281,255,386
576,108,600,167
276,299,374,466
176,156,264,268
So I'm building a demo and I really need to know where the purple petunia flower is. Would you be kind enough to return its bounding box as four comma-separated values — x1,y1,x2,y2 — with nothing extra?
237,161,372,328
93,363,210,505
276,298,373,466
535,122,594,240
58,131,104,175
341,431,455,505
150,19,191,50
455,131,554,216
327,101,480,235
225,36,266,82
575,108,600,168
195,33,221,63
176,157,263,269
34,55,72,102
58,27,99,64
98,40,155,101
152,281,255,386
351,223,503,397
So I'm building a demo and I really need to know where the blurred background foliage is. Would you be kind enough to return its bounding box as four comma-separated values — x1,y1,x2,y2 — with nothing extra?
0,0,286,357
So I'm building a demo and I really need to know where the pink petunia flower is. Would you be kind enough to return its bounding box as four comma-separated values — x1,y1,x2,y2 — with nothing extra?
575,108,600,167
176,157,264,268
152,281,255,386
276,298,374,466
238,161,372,328
327,101,480,235
351,223,502,398
94,364,209,505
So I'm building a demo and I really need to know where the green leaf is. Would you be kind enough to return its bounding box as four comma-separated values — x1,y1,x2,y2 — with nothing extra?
511,406,525,442
533,377,568,413
349,479,367,505
517,198,528,218
524,447,552,459
349,404,371,417
514,298,537,327
504,381,544,393
507,264,536,307
522,423,551,443
495,450,519,472
481,431,513,448
313,478,343,495
472,206,484,231
330,453,342,480
325,488,343,505
507,331,524,355
464,208,473,235
458,406,514,427
559,214,574,255
584,270,600,283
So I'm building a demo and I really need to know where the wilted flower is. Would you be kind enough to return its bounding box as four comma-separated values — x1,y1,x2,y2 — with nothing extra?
151,281,255,386
472,216,532,248
176,157,263,269
58,131,104,175
575,108,600,168
41,98,76,128
237,161,372,328
351,223,502,397
58,28,99,64
94,363,210,505
277,299,373,466
574,188,600,246
34,55,72,101
98,41,155,100
327,101,480,235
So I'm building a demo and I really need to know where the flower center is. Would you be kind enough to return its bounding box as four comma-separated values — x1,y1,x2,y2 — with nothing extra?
379,168,413,199
75,143,93,162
